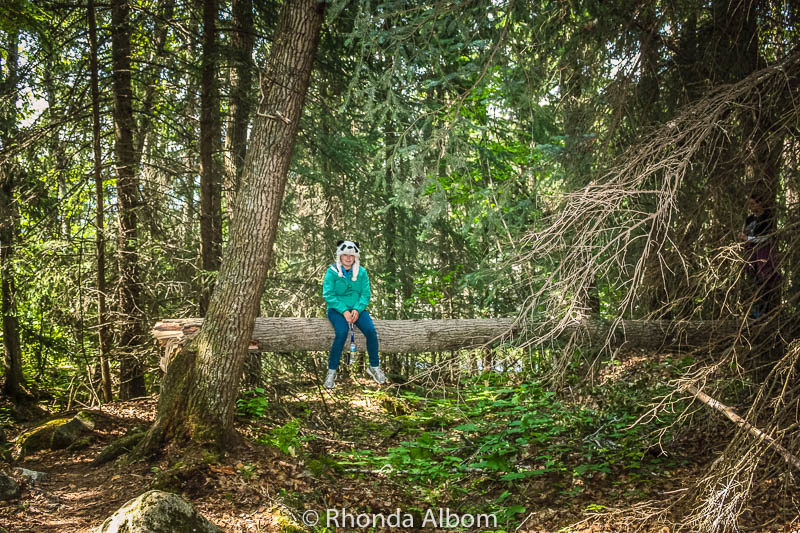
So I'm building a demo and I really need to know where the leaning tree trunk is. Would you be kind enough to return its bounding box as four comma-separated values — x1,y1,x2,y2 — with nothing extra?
112,0,147,399
141,0,325,452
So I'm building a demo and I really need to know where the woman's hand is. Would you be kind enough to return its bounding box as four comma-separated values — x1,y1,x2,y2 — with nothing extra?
351,310,359,323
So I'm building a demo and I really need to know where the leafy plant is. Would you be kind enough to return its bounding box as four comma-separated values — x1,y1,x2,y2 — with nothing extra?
259,419,313,456
237,463,257,480
236,388,269,419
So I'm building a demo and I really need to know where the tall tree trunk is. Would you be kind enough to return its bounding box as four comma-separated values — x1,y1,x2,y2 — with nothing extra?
141,0,325,451
89,0,113,402
198,0,223,315
637,3,660,124
0,30,25,400
224,0,255,208
383,121,400,318
133,0,174,165
134,0,174,242
41,41,70,240
112,0,146,399
676,11,699,104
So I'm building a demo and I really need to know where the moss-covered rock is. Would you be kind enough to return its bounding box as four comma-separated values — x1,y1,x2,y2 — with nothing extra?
51,418,91,450
67,436,94,451
74,410,97,430
94,490,222,533
14,417,71,458
0,473,20,500
14,411,97,457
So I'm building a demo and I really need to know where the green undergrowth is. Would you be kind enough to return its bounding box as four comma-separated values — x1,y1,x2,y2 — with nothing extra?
236,387,316,457
336,364,687,526
234,356,692,531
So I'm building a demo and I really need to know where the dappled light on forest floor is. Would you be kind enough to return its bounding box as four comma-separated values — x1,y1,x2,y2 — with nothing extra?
3,352,798,531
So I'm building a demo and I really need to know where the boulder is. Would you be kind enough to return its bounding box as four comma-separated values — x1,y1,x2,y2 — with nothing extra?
15,411,96,458
0,473,20,500
95,490,222,533
67,436,94,451
14,418,70,458
51,412,94,450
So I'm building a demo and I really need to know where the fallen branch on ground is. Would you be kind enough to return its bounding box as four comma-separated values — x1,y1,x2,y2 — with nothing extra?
686,384,800,471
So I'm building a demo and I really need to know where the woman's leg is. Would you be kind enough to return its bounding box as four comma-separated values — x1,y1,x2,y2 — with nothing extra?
327,309,349,370
355,310,380,367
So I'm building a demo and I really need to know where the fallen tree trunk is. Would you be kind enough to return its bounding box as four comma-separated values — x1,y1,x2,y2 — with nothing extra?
152,317,741,354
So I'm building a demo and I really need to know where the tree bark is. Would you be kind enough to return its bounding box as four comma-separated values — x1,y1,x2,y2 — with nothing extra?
0,29,25,400
89,0,113,402
223,0,255,208
141,0,326,452
198,0,224,315
152,317,743,354
112,0,147,399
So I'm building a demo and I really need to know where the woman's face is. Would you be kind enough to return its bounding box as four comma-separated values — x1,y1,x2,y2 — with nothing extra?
341,254,356,268
748,198,764,215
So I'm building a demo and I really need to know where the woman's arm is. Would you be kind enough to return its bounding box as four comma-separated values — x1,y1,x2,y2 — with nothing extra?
355,269,371,313
322,268,348,314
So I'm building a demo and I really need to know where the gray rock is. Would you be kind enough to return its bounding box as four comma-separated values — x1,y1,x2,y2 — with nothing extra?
74,410,97,431
51,411,95,450
67,436,94,451
14,418,67,458
0,473,20,500
14,411,97,458
51,418,89,450
14,467,48,483
95,490,222,533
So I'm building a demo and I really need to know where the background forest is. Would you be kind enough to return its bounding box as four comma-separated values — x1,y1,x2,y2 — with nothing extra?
1,0,799,531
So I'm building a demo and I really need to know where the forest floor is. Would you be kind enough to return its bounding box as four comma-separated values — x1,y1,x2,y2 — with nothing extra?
2,353,799,532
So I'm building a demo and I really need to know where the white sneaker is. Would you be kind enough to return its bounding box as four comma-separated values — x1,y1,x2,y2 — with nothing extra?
366,366,386,384
324,369,337,389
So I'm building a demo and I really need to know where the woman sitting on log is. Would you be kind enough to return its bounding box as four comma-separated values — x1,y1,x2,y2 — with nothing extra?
322,240,386,389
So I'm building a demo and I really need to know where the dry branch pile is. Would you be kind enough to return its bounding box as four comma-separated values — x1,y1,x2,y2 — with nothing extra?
516,50,800,531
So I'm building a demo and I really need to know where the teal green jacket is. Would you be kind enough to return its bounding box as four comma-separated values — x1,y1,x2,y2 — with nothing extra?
322,264,371,314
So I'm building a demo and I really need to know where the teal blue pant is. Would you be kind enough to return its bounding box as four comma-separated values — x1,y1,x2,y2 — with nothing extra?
327,309,379,370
